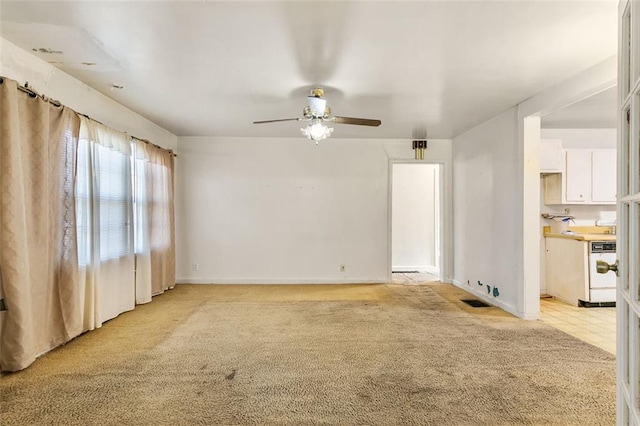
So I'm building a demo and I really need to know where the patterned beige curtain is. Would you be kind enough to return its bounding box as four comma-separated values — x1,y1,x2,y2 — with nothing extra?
133,140,175,302
149,146,176,295
0,77,82,372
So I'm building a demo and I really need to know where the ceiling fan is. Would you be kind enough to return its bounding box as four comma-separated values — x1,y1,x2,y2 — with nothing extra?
253,88,381,142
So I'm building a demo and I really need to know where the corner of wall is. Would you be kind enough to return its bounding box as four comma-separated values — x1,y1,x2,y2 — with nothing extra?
451,279,530,319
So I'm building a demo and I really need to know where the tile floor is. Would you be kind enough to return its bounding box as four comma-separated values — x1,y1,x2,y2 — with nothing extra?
539,297,616,355
391,271,439,284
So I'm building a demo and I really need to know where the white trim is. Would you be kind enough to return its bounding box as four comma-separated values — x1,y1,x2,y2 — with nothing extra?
387,161,394,283
176,278,387,285
520,116,542,320
620,0,639,414
424,265,439,276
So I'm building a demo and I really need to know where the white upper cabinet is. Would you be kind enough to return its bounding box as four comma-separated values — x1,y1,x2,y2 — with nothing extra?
590,149,617,203
543,148,616,205
564,149,592,203
540,139,563,173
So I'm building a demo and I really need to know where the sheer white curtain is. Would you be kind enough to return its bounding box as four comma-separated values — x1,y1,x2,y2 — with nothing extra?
133,142,152,303
132,139,175,302
76,116,135,330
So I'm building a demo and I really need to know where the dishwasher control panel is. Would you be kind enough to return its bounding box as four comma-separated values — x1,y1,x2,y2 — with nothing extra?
590,242,616,253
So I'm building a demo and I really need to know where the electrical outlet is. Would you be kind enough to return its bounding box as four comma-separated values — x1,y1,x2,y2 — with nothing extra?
192,263,199,272
340,264,346,272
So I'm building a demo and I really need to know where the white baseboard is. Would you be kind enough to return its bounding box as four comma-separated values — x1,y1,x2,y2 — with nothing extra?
450,279,532,320
176,278,387,285
424,265,439,275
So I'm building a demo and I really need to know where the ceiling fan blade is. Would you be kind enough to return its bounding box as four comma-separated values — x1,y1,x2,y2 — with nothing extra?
253,118,300,124
333,116,382,127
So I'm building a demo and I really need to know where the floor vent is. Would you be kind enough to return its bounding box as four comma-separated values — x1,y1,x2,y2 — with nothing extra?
392,271,420,274
461,299,491,308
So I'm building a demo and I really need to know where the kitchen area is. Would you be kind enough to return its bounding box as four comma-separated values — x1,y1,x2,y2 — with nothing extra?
539,87,617,354
544,226,616,307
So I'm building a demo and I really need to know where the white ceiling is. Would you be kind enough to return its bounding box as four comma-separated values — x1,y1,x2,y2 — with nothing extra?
0,1,618,139
541,86,618,129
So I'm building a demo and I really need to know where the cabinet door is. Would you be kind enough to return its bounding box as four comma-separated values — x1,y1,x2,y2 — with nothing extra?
591,149,616,203
545,237,589,305
543,173,563,204
564,150,591,203
540,139,562,172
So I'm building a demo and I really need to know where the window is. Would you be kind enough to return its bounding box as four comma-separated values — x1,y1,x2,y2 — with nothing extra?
96,144,132,261
76,121,133,266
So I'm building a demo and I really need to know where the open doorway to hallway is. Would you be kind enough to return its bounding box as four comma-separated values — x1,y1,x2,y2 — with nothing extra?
390,163,441,285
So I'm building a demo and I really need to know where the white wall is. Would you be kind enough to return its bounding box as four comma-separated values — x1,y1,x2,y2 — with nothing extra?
541,128,616,150
453,107,521,316
175,137,452,284
0,37,177,150
540,128,617,226
441,57,615,320
392,164,439,274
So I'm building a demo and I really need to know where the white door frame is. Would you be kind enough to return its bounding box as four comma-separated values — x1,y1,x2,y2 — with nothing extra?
387,159,449,283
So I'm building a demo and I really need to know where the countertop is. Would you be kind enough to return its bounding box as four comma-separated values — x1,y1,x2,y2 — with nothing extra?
543,232,616,241
543,225,617,241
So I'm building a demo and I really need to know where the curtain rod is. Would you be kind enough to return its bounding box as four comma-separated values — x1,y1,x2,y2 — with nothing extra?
79,113,105,126
130,136,177,157
11,79,63,108
1,76,177,158
78,113,176,157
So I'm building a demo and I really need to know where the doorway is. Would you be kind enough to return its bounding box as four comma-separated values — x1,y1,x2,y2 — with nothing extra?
536,89,617,355
518,55,616,320
390,163,441,284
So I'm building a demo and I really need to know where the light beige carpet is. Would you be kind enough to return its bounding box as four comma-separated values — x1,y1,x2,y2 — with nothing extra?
0,283,615,425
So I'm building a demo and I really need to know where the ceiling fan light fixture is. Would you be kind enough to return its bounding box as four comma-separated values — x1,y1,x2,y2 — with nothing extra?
301,119,333,143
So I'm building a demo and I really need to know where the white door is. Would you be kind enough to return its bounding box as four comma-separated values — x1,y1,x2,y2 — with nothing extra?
617,1,638,423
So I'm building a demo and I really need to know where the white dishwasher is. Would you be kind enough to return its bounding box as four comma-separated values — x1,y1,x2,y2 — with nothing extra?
585,241,617,305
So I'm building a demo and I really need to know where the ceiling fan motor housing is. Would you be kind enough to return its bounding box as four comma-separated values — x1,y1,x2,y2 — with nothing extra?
307,96,327,117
